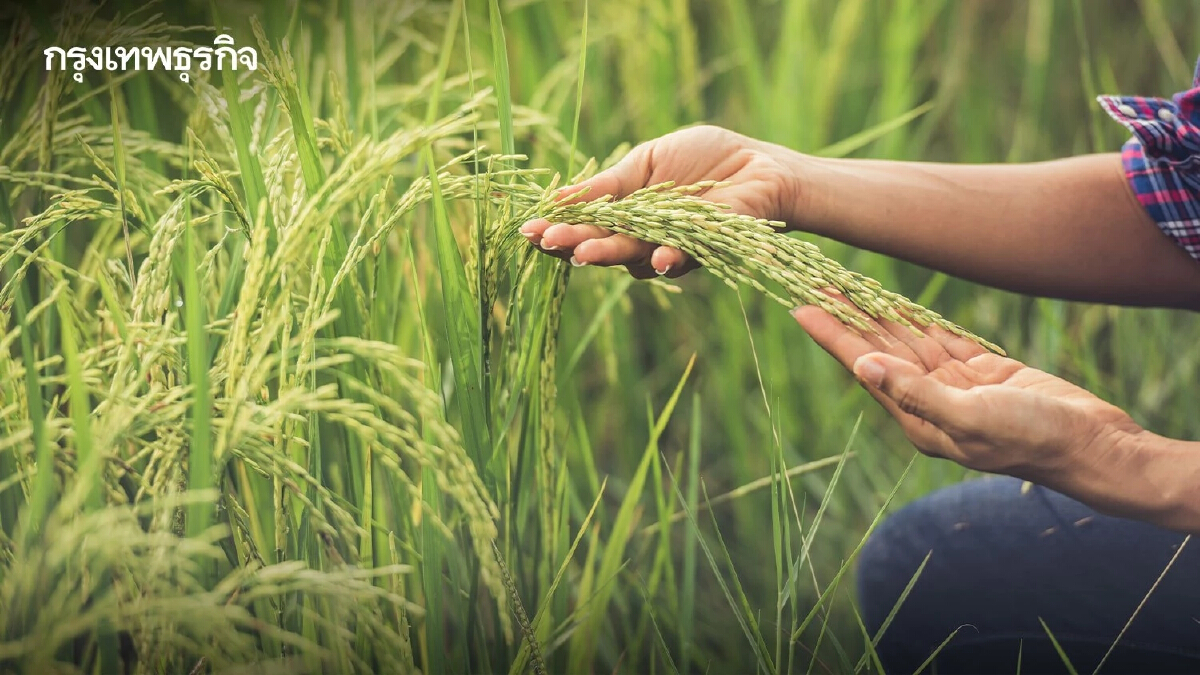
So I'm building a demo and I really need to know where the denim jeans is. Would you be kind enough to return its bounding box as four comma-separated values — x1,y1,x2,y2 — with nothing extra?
856,476,1200,674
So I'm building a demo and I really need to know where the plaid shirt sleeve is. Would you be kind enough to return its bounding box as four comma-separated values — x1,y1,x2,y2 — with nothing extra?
1098,56,1200,261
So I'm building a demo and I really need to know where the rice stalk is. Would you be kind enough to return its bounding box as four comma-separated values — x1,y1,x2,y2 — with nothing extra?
489,176,1002,353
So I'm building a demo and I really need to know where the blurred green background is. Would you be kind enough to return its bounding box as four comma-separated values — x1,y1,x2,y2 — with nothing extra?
5,0,1200,673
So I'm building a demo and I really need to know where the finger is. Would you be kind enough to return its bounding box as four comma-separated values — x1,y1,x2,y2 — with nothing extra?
835,361,962,460
650,246,695,277
795,306,967,460
556,143,651,205
515,219,578,263
964,352,1027,384
819,292,942,364
524,143,652,245
877,316,956,373
852,353,977,432
790,305,895,372
923,323,990,362
821,291,889,335
519,218,553,246
573,234,657,267
540,222,615,251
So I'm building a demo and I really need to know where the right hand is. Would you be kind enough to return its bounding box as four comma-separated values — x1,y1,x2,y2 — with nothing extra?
519,125,803,279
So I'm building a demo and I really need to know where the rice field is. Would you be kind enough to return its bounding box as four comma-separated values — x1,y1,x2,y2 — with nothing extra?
3,0,1200,673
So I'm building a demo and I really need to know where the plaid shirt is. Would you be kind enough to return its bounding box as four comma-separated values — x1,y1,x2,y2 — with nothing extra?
1099,56,1200,261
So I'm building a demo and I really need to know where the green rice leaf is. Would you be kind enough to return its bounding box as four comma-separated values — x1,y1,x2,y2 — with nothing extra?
567,354,695,672
488,0,516,157
182,192,213,544
55,292,99,513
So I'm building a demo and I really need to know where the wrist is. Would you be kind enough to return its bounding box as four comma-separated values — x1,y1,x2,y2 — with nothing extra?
746,138,831,234
771,151,889,240
1120,430,1200,533
772,148,833,234
1048,426,1200,533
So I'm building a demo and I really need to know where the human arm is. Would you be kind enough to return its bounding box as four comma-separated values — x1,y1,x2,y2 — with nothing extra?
522,127,1200,309
793,152,1200,310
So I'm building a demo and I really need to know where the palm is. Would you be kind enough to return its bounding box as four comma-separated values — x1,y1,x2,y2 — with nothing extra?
792,298,1141,476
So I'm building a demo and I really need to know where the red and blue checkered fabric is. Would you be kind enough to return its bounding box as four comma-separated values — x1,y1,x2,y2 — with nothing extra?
1099,56,1200,261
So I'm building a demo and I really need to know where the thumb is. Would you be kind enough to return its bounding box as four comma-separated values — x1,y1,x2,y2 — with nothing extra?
852,353,968,429
557,143,651,205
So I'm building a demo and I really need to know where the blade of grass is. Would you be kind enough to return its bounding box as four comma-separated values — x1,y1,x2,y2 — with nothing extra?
663,460,776,675
641,455,847,536
815,101,934,159
810,0,870,146
181,186,213,553
804,566,848,675
107,76,135,284
1007,0,1053,163
567,354,696,672
564,275,632,375
57,282,122,673
420,469,445,675
1,185,52,541
1069,0,1105,151
509,478,607,675
206,2,272,365
459,0,492,456
796,416,859,574
722,0,769,133
422,1,490,468
342,0,360,130
639,576,682,675
1138,0,1191,86
769,0,815,148
566,0,588,179
424,155,490,466
772,440,785,671
791,455,913,644
56,293,99,513
853,551,931,673
847,603,885,675
488,0,516,157
679,392,701,674
909,626,966,675
1040,618,1080,675
1093,535,1191,675
703,480,777,674
116,0,162,173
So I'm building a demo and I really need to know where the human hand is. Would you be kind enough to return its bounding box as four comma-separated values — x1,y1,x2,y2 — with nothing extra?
791,300,1146,479
519,125,802,279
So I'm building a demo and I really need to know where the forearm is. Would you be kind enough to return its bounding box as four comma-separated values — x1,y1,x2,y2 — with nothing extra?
1037,428,1200,534
786,152,1200,310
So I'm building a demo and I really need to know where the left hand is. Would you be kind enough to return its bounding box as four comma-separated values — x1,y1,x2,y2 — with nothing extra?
791,300,1146,479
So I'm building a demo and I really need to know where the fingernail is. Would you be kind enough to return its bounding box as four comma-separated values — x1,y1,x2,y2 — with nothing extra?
854,357,886,387
519,221,537,234
541,242,562,251
570,256,587,267
522,232,538,241
656,264,673,276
